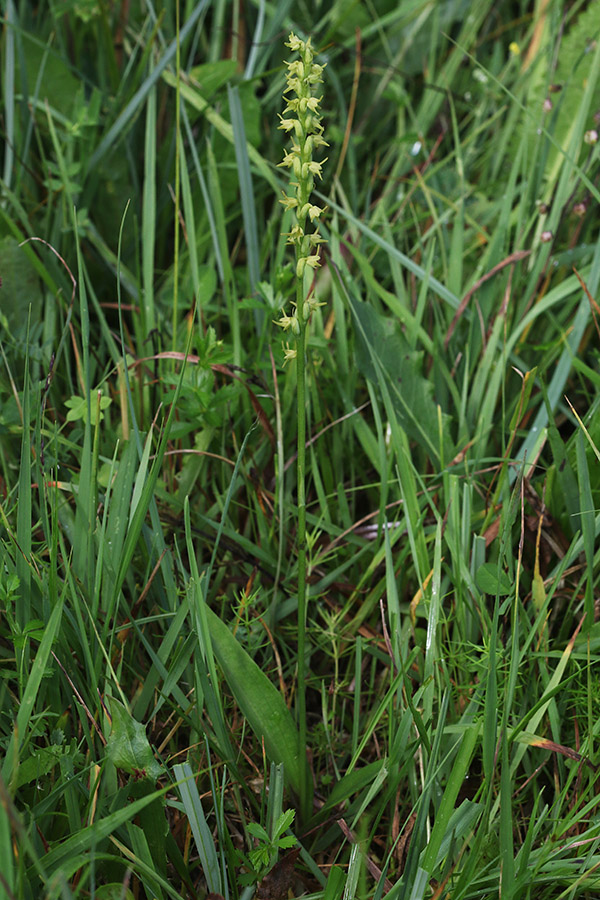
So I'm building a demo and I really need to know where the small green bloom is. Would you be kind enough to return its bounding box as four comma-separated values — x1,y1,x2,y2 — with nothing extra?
306,64,325,82
305,134,329,154
296,253,322,277
285,32,304,52
280,193,298,211
285,224,305,245
278,115,297,132
301,203,324,222
278,149,298,169
304,96,322,113
274,312,297,331
282,342,297,365
307,295,326,313
304,159,326,179
283,77,302,96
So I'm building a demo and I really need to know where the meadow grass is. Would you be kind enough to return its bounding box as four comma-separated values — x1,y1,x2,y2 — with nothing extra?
2,1,600,898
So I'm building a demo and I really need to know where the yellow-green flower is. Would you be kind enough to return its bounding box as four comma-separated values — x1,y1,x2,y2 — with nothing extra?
282,342,298,365
276,32,327,361
296,253,322,278
274,312,298,332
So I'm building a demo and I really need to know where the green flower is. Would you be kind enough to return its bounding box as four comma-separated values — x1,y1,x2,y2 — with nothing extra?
296,253,322,278
285,32,304,52
301,203,325,222
274,312,298,332
280,193,298,211
276,33,327,363
282,342,298,365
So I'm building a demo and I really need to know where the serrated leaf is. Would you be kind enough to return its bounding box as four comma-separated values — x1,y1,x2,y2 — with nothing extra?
273,808,295,840
105,698,163,782
248,822,270,842
277,835,297,850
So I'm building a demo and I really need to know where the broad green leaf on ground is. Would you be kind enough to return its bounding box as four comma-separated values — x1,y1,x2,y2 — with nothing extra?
205,606,305,797
105,698,163,782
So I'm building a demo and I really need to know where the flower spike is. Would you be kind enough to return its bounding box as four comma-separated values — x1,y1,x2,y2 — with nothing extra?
276,32,327,359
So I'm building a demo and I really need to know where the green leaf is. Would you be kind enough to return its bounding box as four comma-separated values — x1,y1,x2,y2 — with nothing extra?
36,785,169,876
14,745,63,789
105,698,163,782
277,835,297,850
64,393,111,425
421,722,480,874
320,759,386,812
324,866,346,900
476,562,513,596
12,619,45,649
94,886,135,900
204,606,305,796
508,367,538,433
272,808,295,841
173,762,222,895
248,822,270,842
346,290,448,460
188,60,238,100
2,597,64,786
0,237,44,332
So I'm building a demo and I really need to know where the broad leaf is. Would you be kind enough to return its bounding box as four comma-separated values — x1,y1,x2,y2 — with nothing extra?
106,698,163,782
205,607,305,797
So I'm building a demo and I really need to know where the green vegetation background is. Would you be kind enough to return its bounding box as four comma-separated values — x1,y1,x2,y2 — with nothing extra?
2,1,600,898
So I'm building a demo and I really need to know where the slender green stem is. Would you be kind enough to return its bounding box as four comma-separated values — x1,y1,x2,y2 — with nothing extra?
295,272,308,821
172,0,181,349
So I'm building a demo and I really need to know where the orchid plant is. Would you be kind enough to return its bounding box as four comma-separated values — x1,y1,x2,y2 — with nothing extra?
275,32,327,819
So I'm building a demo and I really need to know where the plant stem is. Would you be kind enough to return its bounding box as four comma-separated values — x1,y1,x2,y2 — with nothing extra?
295,272,309,822
172,0,180,349
276,31,327,822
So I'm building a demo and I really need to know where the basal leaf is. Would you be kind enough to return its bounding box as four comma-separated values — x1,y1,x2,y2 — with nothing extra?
205,607,305,797
105,698,163,782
